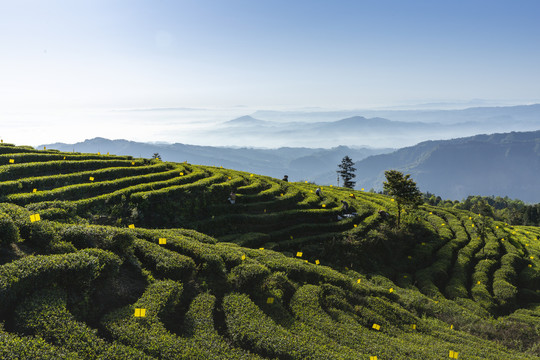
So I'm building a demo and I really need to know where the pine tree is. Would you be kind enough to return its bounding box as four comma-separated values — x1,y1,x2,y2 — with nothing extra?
337,156,356,189
152,153,162,161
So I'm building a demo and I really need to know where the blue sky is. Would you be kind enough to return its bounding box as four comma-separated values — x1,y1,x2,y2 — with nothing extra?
0,0,539,145
1,0,539,110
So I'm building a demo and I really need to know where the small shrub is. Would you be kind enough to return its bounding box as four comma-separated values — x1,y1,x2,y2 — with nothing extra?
0,212,19,245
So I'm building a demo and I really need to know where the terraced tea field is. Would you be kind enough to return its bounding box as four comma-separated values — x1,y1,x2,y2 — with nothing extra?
0,142,539,359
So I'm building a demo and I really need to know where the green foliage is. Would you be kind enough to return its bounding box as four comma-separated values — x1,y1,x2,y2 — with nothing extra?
0,212,19,245
132,238,196,281
229,262,271,291
337,155,356,189
383,170,423,226
0,144,538,359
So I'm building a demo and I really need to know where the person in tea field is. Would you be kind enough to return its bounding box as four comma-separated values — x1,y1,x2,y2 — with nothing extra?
316,188,322,198
341,200,349,213
378,209,389,219
282,175,288,182
228,189,237,204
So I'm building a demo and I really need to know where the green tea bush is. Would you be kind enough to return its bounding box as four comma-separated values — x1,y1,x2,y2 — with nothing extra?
223,292,356,359
0,325,81,359
0,212,19,245
182,292,263,359
14,288,151,359
0,159,139,182
132,238,195,281
228,262,271,291
0,163,169,196
0,249,121,312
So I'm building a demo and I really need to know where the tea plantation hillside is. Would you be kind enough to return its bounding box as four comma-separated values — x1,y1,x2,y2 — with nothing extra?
1,142,540,359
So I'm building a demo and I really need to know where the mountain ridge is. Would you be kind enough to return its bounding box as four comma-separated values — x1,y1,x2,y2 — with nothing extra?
351,130,540,202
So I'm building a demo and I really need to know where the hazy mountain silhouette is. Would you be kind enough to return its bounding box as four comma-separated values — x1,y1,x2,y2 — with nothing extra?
41,138,391,184
347,130,540,203
213,104,540,148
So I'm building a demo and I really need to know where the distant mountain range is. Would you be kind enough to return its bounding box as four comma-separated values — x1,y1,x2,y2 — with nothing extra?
41,138,391,183
348,130,540,203
41,129,540,203
203,104,540,148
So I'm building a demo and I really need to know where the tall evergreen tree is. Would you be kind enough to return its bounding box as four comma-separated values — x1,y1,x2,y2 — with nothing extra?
337,156,356,189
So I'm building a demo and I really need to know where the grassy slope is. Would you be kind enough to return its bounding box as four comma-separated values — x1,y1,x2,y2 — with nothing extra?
0,143,539,359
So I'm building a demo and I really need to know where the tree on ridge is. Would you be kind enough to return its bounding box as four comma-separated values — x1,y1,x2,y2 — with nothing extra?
337,156,356,189
383,170,422,227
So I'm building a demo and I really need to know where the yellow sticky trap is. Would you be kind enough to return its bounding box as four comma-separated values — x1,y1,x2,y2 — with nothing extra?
228,176,231,180
304,260,308,263
266,297,274,304
370,357,378,360
32,188,37,193
496,225,499,229
43,146,46,150
407,255,412,259
134,308,146,317
391,199,394,202
429,212,432,214
356,278,361,284
158,238,166,245
128,224,135,229
296,252,303,257
353,224,358,228
404,275,408,278
97,152,101,155
259,247,264,250
528,264,533,268
264,209,266,213
305,181,308,183
530,256,535,260
250,174,254,177
361,188,364,191
132,161,135,165
421,242,426,246
372,323,380,331
389,288,394,293
241,254,246,261
469,217,472,220
322,204,326,208
477,281,481,285
315,259,320,265
29,214,41,222
526,244,529,246
330,185,333,187
449,350,459,359
450,324,454,330
290,235,294,240
107,152,109,155
441,223,445,226
471,224,474,227
179,172,184,176
280,193,284,197
9,159,14,163
411,324,416,330
89,177,94,181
